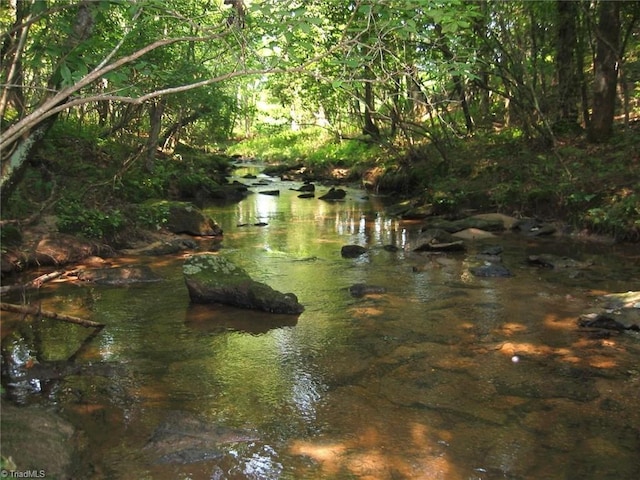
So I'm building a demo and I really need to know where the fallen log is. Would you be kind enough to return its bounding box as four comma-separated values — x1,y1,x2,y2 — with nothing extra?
0,302,105,329
0,270,69,295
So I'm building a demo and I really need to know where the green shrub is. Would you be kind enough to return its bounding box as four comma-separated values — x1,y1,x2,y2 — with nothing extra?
583,190,640,241
56,199,125,239
132,201,172,230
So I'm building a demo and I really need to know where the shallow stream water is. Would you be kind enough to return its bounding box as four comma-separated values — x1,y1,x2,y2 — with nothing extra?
2,167,639,479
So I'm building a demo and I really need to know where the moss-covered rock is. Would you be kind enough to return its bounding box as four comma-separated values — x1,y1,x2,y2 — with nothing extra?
145,201,222,236
183,254,304,315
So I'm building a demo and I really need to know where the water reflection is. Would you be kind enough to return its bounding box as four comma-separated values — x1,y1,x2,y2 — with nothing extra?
1,169,639,479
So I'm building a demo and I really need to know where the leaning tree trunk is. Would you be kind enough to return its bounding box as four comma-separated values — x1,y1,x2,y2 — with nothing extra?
160,109,207,151
588,1,620,143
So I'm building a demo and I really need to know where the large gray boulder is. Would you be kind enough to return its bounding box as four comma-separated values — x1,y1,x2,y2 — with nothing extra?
183,254,304,315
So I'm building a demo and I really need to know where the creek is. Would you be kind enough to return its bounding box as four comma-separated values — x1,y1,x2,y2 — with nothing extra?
1,166,639,480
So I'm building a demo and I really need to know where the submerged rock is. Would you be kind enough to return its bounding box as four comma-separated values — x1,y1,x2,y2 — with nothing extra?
145,411,258,465
77,265,163,285
492,373,599,402
480,245,504,256
527,254,592,269
470,264,513,278
349,283,387,298
183,253,304,314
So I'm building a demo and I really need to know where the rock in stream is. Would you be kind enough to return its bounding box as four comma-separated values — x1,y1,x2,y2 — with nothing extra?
145,411,258,465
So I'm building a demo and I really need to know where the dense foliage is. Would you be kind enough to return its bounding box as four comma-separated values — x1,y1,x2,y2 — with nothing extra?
1,0,639,239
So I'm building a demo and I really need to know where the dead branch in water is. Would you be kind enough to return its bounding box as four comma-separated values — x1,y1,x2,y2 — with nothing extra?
0,269,76,295
0,302,105,329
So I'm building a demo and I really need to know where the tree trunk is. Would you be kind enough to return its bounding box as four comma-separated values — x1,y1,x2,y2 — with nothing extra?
0,113,58,208
0,0,30,119
389,77,400,138
160,110,205,151
362,67,380,139
555,0,580,130
435,24,473,134
617,3,640,129
145,99,164,172
575,8,591,128
588,1,620,143
406,67,429,122
473,1,492,127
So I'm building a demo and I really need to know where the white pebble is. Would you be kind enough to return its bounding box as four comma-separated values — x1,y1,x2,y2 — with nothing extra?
511,355,520,363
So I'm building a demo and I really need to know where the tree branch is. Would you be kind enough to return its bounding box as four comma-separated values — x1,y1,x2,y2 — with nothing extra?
1,32,229,150
1,302,105,329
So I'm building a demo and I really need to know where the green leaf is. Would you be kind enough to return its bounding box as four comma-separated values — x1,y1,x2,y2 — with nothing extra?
60,63,72,86
71,63,88,83
345,58,361,68
299,22,312,34
359,4,372,16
